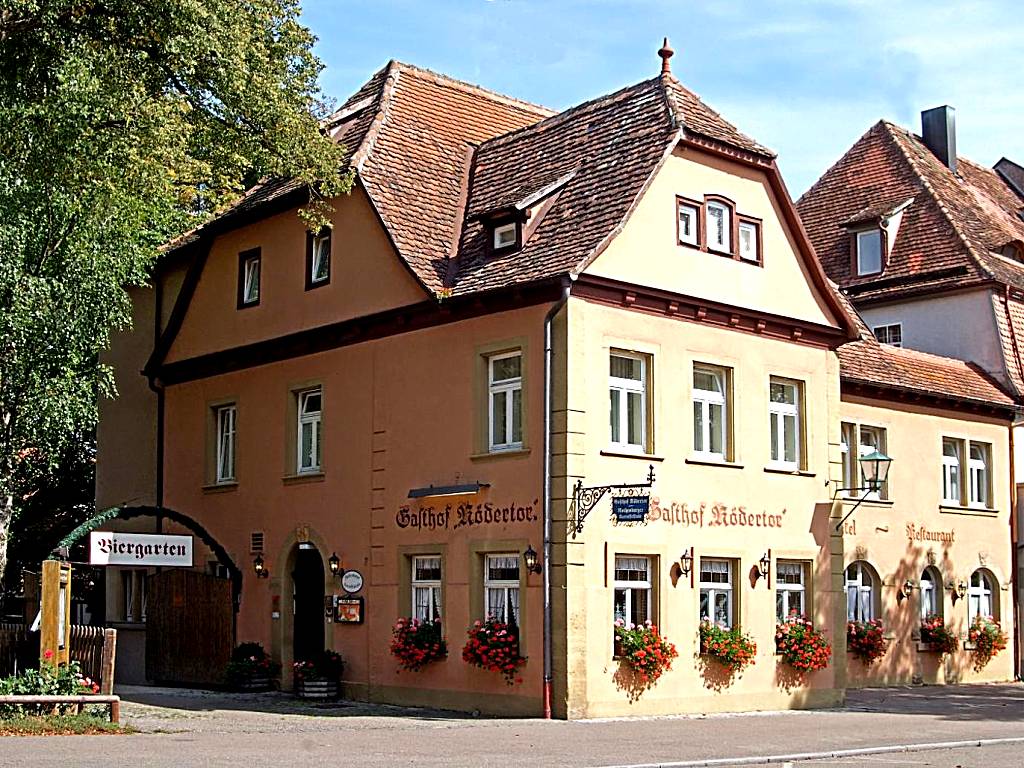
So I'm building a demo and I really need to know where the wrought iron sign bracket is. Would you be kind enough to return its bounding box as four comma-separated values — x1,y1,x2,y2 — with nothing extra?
572,464,655,537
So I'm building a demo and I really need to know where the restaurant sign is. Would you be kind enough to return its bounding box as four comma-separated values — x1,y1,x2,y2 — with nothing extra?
612,495,650,523
89,532,193,567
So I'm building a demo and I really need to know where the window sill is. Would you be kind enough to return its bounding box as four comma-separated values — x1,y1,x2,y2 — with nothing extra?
471,448,531,462
600,449,665,462
763,466,815,477
839,497,894,508
685,457,743,470
939,504,998,517
202,481,238,494
283,472,325,485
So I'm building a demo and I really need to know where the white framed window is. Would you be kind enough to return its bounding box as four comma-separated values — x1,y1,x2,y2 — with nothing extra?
493,222,517,250
858,425,887,500
488,351,523,451
873,323,902,347
613,556,652,627
942,438,962,504
677,200,700,246
768,377,801,468
706,200,731,252
240,250,261,306
968,569,995,622
699,558,733,628
840,422,855,492
311,232,331,285
845,561,876,621
968,442,990,508
693,364,728,459
484,554,520,624
920,566,940,620
215,404,236,483
609,353,647,450
297,387,322,473
412,555,442,622
738,220,760,262
856,229,883,275
776,561,806,622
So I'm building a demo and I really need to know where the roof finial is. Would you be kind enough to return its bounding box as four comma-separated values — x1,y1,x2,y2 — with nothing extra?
658,37,674,75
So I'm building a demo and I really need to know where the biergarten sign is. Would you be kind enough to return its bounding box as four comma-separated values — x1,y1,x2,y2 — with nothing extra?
89,532,193,567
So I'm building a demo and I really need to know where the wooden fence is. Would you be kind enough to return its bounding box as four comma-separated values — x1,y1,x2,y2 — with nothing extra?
1,624,115,693
0,623,37,678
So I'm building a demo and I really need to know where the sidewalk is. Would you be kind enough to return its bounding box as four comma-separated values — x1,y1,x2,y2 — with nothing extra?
0,683,1021,767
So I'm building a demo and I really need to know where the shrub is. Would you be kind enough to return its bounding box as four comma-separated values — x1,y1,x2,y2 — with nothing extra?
699,620,757,674
775,617,832,672
225,642,280,684
847,619,888,664
0,657,97,718
390,617,447,672
613,619,678,685
920,614,959,656
968,616,1007,670
293,649,344,682
462,618,525,685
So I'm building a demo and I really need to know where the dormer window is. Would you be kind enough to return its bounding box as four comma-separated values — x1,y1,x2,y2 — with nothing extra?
738,218,761,264
706,200,732,253
237,248,261,308
306,229,331,290
677,198,700,246
493,222,518,251
855,229,883,276
1000,241,1024,262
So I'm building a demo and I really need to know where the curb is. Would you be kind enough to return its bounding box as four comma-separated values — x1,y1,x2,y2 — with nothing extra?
595,736,1024,767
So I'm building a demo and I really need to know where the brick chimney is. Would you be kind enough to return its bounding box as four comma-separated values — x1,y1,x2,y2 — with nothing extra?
921,105,957,173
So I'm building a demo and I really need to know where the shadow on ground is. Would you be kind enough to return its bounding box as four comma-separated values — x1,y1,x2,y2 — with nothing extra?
844,683,1024,723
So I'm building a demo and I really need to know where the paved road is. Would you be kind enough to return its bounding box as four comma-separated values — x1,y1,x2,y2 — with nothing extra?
0,684,1022,767
788,742,1024,767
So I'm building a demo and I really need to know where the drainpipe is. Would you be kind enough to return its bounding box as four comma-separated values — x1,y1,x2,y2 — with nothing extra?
542,276,573,720
1010,424,1021,679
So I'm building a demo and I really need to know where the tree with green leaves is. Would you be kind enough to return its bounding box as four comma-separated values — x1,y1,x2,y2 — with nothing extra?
0,0,350,590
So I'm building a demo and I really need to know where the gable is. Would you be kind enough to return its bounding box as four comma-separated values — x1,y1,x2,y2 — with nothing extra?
585,146,842,329
163,184,426,365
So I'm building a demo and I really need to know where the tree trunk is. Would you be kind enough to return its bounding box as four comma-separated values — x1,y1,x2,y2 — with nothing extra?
0,487,11,594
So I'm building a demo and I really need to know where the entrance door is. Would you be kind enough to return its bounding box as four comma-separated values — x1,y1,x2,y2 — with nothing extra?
292,545,325,662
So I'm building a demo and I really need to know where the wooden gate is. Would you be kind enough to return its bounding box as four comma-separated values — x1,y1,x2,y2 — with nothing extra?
146,570,232,686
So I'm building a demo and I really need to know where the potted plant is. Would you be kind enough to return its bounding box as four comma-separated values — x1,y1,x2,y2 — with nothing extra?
225,642,280,691
967,616,1007,670
461,617,525,685
919,614,958,656
775,616,831,673
699,620,757,674
847,619,888,664
294,649,344,699
613,619,678,686
390,617,447,672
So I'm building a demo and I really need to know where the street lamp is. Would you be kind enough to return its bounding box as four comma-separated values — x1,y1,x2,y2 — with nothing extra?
523,545,542,575
833,450,894,532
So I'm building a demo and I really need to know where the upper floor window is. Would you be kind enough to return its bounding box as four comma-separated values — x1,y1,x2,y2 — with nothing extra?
609,352,647,451
488,351,523,452
941,438,992,508
238,248,261,308
855,229,883,276
699,558,733,627
297,387,322,473
968,442,991,508
613,556,652,627
706,200,732,253
412,555,442,622
677,198,700,247
841,422,889,499
307,229,331,289
941,438,961,504
768,377,801,469
215,404,237,483
873,323,902,347
693,364,728,460
738,219,761,264
493,222,518,252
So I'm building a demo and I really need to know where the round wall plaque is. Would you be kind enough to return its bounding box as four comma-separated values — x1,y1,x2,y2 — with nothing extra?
341,569,364,594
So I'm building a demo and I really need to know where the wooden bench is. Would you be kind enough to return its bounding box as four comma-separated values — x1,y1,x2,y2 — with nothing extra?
0,694,121,723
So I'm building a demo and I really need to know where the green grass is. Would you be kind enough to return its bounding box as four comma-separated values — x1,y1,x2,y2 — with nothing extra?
0,713,130,736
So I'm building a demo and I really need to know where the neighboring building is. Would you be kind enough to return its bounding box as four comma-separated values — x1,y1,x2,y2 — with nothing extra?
798,107,1024,678
94,48,1017,716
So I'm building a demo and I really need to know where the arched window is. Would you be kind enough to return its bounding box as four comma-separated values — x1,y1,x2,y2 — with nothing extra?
968,569,997,622
919,566,942,620
845,561,877,621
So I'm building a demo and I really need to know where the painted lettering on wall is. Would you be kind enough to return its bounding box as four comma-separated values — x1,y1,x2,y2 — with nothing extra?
906,523,954,544
646,498,787,528
396,500,539,531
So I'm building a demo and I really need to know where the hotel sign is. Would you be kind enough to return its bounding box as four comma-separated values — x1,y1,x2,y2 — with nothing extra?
647,498,787,529
612,495,650,523
89,532,193,567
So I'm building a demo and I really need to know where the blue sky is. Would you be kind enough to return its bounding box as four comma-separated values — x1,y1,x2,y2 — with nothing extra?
302,1,1024,195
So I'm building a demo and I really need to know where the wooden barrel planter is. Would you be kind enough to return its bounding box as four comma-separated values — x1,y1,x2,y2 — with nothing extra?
296,679,339,699
233,673,273,692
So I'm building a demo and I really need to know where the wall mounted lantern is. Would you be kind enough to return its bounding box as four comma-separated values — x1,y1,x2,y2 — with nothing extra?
832,450,894,531
900,579,915,598
679,549,693,577
253,554,269,579
328,552,342,578
758,552,771,580
952,579,968,600
523,545,542,575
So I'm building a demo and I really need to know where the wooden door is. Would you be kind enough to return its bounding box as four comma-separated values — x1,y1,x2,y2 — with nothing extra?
146,570,232,685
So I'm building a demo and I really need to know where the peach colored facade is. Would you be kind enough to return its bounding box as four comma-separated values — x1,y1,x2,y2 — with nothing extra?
95,95,1018,717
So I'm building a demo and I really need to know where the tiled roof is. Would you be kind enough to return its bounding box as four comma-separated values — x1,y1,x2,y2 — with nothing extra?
797,120,1024,304
838,337,1016,410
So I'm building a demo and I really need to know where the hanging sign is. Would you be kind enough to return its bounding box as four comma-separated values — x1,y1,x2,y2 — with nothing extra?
335,597,364,624
612,495,650,523
89,532,193,567
341,570,364,594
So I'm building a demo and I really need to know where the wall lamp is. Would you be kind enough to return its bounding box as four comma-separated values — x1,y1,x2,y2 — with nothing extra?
523,545,542,575
679,549,693,577
951,579,968,601
900,579,915,599
253,554,270,579
758,552,771,580
328,552,342,578
832,450,893,531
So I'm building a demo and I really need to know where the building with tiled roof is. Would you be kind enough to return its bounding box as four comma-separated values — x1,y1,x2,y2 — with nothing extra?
93,46,1017,717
